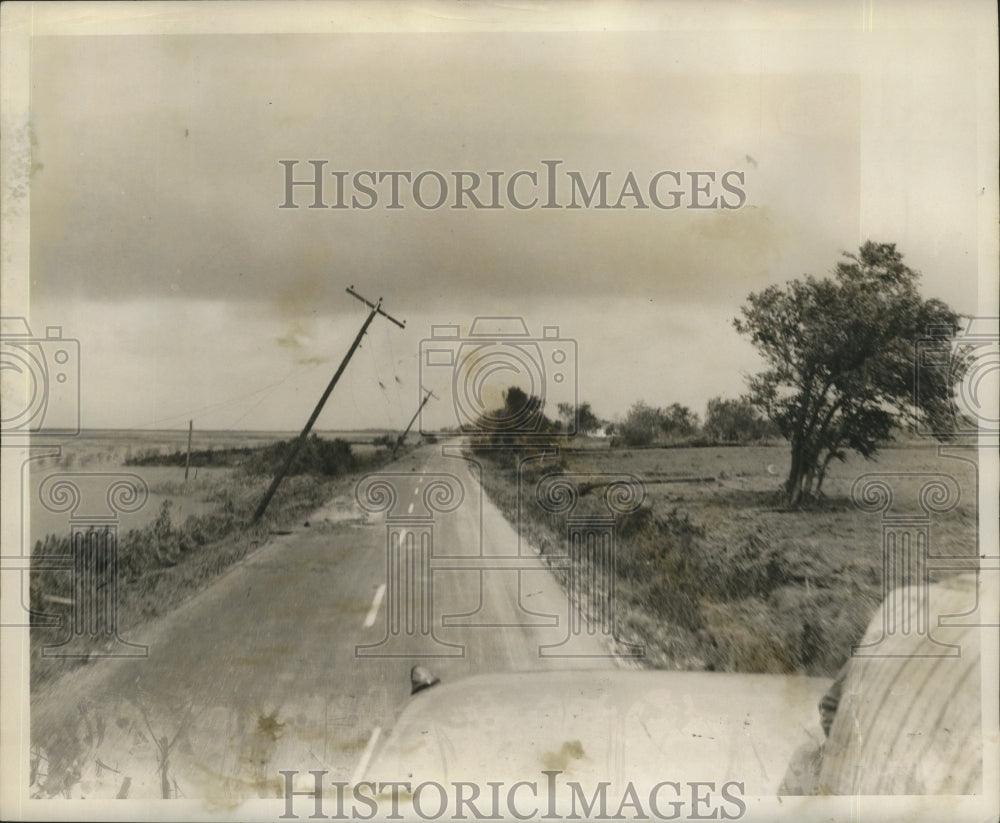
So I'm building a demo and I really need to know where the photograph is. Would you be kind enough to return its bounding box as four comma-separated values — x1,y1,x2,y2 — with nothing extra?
1,2,997,821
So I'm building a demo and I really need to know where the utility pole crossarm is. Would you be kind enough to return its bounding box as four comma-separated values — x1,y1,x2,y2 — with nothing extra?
347,286,406,328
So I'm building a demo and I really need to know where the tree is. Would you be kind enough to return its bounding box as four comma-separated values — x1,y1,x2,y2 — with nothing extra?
557,402,573,429
734,242,961,507
493,386,544,431
557,401,602,436
704,396,778,443
472,385,556,449
659,403,700,439
618,400,663,446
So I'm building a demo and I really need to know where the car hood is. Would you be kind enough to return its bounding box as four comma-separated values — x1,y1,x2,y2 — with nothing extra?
364,669,831,796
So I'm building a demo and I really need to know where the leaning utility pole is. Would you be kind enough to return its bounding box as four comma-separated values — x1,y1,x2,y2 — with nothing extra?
393,389,436,455
251,286,405,523
184,419,193,482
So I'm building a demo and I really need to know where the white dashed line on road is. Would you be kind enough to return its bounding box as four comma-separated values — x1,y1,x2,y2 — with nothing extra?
363,584,386,628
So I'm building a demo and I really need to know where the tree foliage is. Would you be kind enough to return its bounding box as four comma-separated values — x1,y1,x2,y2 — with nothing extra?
557,401,603,436
471,385,558,450
618,400,662,446
660,403,700,438
704,396,779,443
734,242,961,506
616,400,701,446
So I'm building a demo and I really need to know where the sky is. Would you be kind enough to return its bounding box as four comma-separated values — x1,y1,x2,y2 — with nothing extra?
6,1,995,432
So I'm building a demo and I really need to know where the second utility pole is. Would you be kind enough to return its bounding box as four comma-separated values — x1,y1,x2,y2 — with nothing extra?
251,286,405,523
393,388,435,455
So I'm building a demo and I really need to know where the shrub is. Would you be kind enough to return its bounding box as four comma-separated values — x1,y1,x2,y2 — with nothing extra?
241,435,355,477
617,401,660,447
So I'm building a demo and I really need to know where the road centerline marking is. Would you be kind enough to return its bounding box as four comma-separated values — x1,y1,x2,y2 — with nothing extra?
363,584,387,628
350,726,382,786
407,502,415,514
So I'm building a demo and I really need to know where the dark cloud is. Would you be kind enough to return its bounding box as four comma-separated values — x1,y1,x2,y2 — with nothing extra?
27,32,868,312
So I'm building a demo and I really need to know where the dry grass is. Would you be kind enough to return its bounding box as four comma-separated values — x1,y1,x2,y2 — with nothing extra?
475,440,978,676
29,434,398,690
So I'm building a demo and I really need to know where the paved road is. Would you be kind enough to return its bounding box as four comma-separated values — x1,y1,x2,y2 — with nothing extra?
29,442,623,801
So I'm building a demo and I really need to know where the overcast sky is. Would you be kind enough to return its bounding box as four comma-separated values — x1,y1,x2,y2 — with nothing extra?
11,1,994,432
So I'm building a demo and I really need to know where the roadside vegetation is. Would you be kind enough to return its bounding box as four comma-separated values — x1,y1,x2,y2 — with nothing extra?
467,242,971,676
473,436,974,675
30,434,396,689
610,396,780,448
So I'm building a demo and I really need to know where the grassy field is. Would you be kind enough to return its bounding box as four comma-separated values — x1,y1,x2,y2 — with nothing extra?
474,439,979,676
27,429,389,534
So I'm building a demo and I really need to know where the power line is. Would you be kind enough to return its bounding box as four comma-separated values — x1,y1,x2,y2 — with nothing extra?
131,360,325,430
